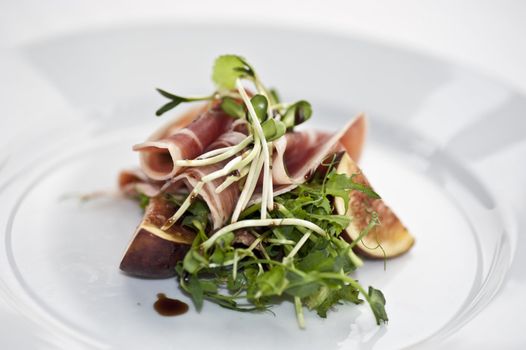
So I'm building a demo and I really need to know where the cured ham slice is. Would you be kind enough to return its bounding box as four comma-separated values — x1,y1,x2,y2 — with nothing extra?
133,105,234,181
118,168,162,198
162,131,247,229
339,114,366,162
120,196,195,278
248,114,366,204
272,115,365,186
272,113,366,186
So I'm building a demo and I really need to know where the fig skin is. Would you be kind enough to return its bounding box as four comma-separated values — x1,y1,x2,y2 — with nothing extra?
335,153,415,258
120,197,195,278
119,227,192,278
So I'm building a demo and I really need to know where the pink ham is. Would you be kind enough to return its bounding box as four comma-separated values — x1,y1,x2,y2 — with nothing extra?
133,104,235,181
251,113,367,202
272,113,365,185
126,109,366,229
162,131,247,229
118,168,163,198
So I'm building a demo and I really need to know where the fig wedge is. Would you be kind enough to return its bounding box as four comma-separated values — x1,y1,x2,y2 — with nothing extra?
334,153,414,258
120,196,195,278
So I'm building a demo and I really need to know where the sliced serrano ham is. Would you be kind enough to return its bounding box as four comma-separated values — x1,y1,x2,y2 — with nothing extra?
118,168,162,198
133,104,234,181
339,114,366,162
249,113,366,204
272,113,366,186
162,131,247,229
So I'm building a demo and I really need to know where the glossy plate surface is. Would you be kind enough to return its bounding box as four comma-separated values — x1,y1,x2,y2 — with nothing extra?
0,23,519,349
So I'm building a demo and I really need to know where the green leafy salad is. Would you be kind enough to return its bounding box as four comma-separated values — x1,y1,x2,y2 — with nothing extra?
122,55,389,328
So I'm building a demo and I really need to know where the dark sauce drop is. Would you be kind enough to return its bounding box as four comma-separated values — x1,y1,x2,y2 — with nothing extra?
153,293,189,316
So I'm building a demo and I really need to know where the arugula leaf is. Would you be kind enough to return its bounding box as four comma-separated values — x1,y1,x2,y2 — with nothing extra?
183,249,208,274
324,170,380,210
297,250,336,273
186,274,205,311
253,266,288,298
308,284,362,318
181,200,210,231
212,55,255,90
368,286,388,324
309,213,350,231
285,273,321,298
348,177,381,199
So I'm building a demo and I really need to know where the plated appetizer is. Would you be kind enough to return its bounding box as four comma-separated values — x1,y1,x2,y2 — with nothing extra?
118,55,414,327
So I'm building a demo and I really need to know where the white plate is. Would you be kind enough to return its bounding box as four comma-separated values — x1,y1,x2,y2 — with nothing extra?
0,23,519,349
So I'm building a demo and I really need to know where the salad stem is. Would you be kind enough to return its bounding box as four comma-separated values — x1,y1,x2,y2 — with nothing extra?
201,218,326,251
236,79,272,220
175,135,253,167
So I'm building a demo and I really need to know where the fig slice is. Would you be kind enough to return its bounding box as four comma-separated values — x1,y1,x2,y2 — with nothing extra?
334,153,414,258
120,196,196,278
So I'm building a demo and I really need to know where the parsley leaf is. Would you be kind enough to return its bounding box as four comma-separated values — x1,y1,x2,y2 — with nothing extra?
368,286,388,324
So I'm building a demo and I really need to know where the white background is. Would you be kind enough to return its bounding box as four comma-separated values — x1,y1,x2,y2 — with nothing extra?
2,0,526,93
1,1,525,348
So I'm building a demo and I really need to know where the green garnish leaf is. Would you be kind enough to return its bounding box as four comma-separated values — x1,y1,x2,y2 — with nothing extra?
183,249,208,274
282,100,312,130
156,88,188,101
212,55,255,90
187,274,205,311
254,266,288,298
297,250,336,273
220,97,245,119
269,88,280,105
323,171,381,211
308,284,362,318
156,100,180,117
368,286,388,324
261,119,286,141
155,88,212,116
250,94,268,122
348,177,381,199
285,273,321,298
137,193,150,210
181,200,210,230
